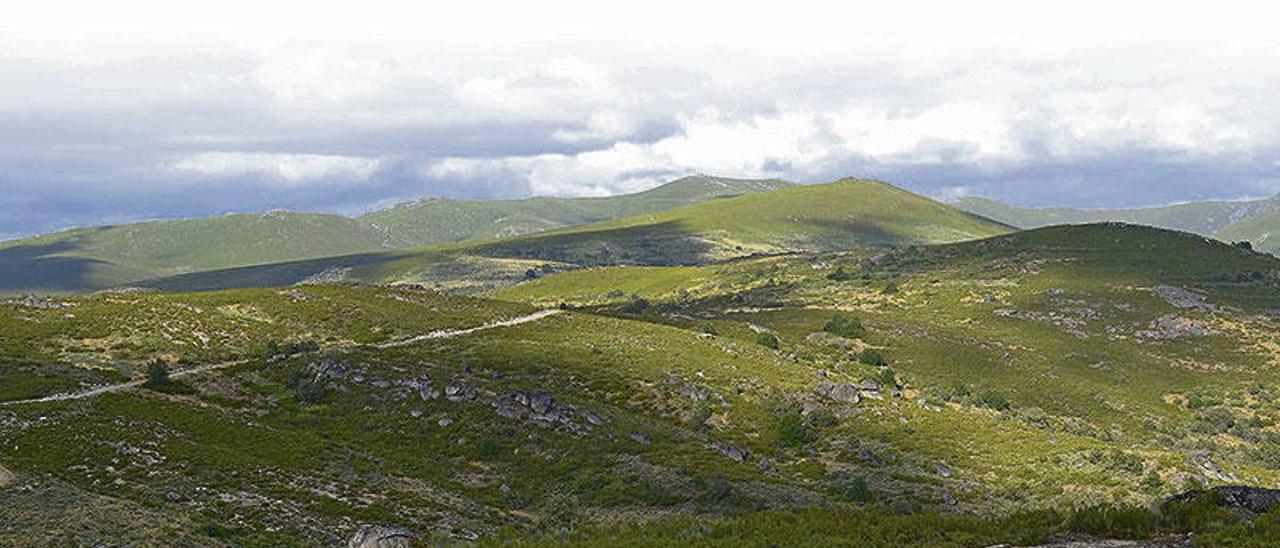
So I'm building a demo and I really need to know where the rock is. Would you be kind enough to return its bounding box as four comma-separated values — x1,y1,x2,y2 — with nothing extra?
418,385,440,401
1186,454,1239,483
529,391,556,414
310,359,349,380
941,490,957,505
460,362,473,374
1164,486,1280,517
680,383,710,402
629,432,651,444
499,483,511,494
858,379,881,392
437,416,454,427
1154,285,1210,311
347,524,414,548
814,380,835,398
933,462,953,478
581,410,605,426
0,462,13,487
409,410,422,418
444,380,476,402
493,398,524,420
709,440,749,463
828,383,861,403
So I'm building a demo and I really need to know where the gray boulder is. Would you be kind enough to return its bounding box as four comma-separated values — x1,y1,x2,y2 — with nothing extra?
445,380,476,402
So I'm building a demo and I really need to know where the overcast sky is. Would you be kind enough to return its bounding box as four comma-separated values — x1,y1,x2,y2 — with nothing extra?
3,0,1280,239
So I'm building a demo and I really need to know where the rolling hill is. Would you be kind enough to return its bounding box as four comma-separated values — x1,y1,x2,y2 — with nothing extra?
953,193,1280,235
362,175,793,246
0,176,790,295
0,212,403,293
144,178,1014,293
1215,210,1280,255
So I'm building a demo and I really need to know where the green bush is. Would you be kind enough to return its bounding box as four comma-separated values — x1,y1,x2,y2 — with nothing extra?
859,348,887,366
756,332,780,349
143,360,170,389
699,322,718,336
826,266,853,281
832,475,875,504
773,410,811,448
823,314,865,339
293,377,327,405
976,389,1011,411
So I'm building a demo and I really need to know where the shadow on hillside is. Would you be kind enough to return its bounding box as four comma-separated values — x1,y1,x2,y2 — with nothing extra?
141,250,414,292
473,220,719,266
0,239,119,293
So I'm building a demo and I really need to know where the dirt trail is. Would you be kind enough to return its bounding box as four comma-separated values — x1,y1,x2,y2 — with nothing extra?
0,309,563,407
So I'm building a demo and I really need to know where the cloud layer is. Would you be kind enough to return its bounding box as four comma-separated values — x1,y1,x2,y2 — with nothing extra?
3,1,1280,239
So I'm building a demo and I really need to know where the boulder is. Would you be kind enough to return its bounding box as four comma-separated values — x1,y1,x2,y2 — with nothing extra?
933,462,953,478
630,432,651,445
828,384,861,403
444,380,476,402
347,525,413,548
709,440,749,463
0,462,13,487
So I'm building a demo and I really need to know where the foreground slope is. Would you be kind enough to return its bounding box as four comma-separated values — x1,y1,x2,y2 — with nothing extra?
149,178,1011,293
362,175,792,246
954,193,1280,235
6,225,1280,545
0,212,402,294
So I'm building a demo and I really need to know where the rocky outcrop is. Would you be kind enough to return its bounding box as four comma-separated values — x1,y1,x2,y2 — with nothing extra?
0,462,14,487
347,524,413,548
709,440,749,463
1165,486,1280,517
1138,315,1215,339
1153,285,1211,311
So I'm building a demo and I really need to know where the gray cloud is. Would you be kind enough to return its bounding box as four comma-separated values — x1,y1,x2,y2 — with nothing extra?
3,37,1280,239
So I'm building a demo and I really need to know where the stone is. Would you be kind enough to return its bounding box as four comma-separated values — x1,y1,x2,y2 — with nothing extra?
437,416,454,427
709,440,749,463
814,380,835,398
347,525,413,548
1138,315,1215,339
1154,285,1211,310
529,391,556,414
444,380,476,402
942,490,958,505
581,410,605,426
858,379,881,392
933,462,953,478
493,398,523,420
409,410,422,418
828,383,861,403
0,462,13,487
629,432,651,444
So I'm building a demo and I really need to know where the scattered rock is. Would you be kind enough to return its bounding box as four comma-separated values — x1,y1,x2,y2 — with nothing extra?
299,266,352,286
934,462,953,478
941,490,958,505
409,410,422,418
1138,315,1215,339
680,382,710,402
629,432,651,445
0,462,13,487
309,359,349,380
437,416,454,427
581,410,605,426
1186,454,1239,483
347,524,414,548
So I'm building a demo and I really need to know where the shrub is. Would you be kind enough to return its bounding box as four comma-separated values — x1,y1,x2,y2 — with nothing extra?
699,322,718,336
823,314,865,339
756,332,780,350
882,281,900,294
976,389,1011,411
858,348,887,366
833,475,875,504
773,410,811,448
143,360,170,389
826,267,852,281
619,297,651,314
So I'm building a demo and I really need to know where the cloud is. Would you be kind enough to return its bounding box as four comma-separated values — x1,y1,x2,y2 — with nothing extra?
170,152,385,185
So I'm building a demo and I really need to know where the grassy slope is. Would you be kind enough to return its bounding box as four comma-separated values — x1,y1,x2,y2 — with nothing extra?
145,179,1011,293
0,212,401,294
361,175,792,246
5,225,1280,544
954,194,1280,235
1216,210,1280,254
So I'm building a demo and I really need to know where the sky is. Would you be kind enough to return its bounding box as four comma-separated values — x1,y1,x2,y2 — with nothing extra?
3,0,1280,240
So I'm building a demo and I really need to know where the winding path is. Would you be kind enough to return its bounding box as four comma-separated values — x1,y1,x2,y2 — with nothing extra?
0,309,563,407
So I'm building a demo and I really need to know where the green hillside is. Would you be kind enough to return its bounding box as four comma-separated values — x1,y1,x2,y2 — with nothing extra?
5,224,1280,545
361,175,792,246
145,178,1013,293
0,212,403,294
954,194,1280,234
1216,210,1280,255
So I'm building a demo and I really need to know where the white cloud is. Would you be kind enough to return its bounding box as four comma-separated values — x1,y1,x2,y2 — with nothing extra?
171,152,384,185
